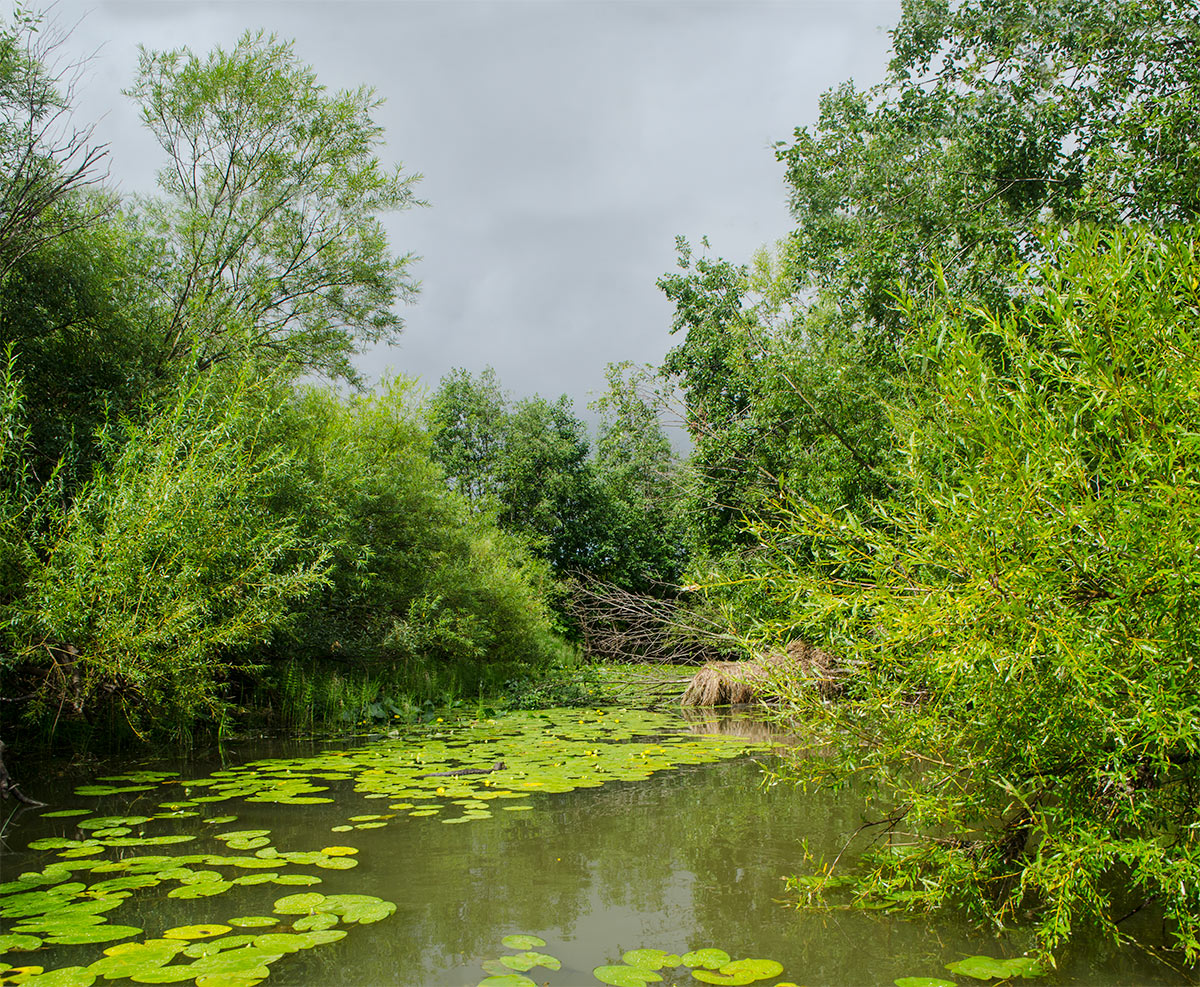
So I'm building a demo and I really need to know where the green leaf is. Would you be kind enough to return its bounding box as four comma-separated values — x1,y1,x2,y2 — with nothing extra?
593,965,663,986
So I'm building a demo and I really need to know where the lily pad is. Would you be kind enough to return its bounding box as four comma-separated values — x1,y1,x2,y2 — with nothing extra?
682,950,732,971
16,967,97,986
314,894,396,924
719,958,784,981
500,952,561,972
477,977,536,987
44,926,143,946
0,934,43,952
292,913,338,932
500,934,546,950
692,968,757,986
163,925,232,940
593,965,663,986
273,893,326,915
945,956,1049,980
227,917,278,929
623,950,670,971
895,979,957,987
167,881,233,899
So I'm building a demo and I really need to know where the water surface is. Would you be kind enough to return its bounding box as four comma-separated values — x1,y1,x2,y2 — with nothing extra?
1,708,1192,986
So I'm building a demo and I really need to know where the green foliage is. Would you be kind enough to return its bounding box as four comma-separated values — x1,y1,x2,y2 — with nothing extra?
775,0,1200,349
0,4,108,278
0,346,48,618
0,205,168,488
589,361,688,590
9,372,331,740
271,380,565,680
127,30,423,383
749,226,1200,959
427,368,604,579
657,239,894,558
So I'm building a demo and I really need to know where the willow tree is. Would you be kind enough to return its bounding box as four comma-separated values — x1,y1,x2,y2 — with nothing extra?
753,226,1200,961
128,31,423,384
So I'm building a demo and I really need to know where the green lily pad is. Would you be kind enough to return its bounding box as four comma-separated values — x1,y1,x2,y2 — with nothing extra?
181,936,259,959
232,875,278,887
269,874,322,887
682,950,732,971
593,965,663,986
78,816,152,830
167,881,233,899
500,934,546,950
40,809,92,818
477,977,536,987
945,956,1049,980
86,941,184,980
895,979,957,987
314,894,396,924
719,959,784,981
227,917,278,929
623,950,671,971
273,893,326,915
692,970,755,986
500,952,561,972
16,967,97,986
163,925,232,940
0,934,42,952
194,976,265,987
292,913,338,932
44,926,143,946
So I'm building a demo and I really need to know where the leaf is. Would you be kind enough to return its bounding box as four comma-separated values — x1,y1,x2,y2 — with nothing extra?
593,965,663,986
682,949,732,970
163,925,232,940
500,934,546,950
945,955,1048,980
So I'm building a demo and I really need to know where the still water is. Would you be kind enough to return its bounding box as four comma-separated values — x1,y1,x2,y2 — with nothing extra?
0,708,1193,986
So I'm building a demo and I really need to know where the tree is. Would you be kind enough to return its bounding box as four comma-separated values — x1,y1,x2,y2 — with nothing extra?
427,368,604,578
0,4,109,280
127,31,423,383
775,0,1200,353
589,361,688,590
752,226,1200,961
0,205,167,490
426,366,507,506
265,380,563,677
657,239,893,557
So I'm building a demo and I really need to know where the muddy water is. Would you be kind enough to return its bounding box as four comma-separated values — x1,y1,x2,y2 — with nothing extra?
0,709,1192,986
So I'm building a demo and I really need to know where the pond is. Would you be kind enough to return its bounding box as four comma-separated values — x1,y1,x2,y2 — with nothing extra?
0,707,1192,986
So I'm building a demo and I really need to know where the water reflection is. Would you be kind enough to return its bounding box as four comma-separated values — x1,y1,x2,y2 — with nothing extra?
2,710,1193,986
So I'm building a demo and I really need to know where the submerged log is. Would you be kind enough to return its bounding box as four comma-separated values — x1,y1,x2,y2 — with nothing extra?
679,639,841,706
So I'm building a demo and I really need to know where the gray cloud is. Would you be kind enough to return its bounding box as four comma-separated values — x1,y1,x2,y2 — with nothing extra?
50,0,902,415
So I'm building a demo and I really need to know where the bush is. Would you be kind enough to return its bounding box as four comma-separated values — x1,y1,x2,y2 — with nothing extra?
8,373,329,740
748,226,1200,960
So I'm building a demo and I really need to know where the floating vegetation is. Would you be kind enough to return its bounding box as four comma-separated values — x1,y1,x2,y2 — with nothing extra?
3,708,766,986
944,955,1048,980
478,936,794,987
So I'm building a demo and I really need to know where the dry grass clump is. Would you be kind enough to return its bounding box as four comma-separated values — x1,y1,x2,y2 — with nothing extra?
679,638,841,706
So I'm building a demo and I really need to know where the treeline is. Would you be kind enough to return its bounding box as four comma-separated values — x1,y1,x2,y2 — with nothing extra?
640,0,1200,965
0,17,688,747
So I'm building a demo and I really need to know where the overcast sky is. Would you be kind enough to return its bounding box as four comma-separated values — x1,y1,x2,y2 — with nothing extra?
52,0,902,417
